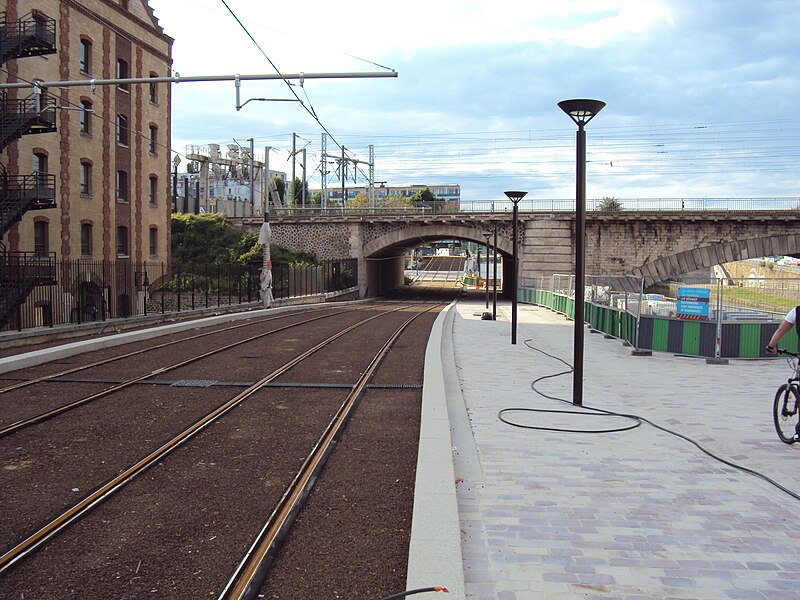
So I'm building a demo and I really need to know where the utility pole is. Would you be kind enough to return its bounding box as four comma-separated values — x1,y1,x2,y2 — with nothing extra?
247,138,254,216
341,145,346,209
301,147,307,208
291,132,297,207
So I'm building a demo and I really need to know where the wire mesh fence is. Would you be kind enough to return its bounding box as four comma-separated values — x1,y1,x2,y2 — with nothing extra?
1,257,357,332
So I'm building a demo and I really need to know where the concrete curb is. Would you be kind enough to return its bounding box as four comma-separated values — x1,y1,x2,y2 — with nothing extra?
406,301,465,598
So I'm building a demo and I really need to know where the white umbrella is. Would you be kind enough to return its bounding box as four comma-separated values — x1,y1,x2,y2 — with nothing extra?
258,222,273,308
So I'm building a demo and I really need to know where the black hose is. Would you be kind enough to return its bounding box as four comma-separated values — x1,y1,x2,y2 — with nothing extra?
496,339,800,502
378,586,449,600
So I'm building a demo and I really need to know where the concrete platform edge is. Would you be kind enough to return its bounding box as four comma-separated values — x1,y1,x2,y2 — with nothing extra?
406,301,466,598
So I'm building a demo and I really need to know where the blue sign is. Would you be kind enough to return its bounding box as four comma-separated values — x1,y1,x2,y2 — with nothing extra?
676,287,710,320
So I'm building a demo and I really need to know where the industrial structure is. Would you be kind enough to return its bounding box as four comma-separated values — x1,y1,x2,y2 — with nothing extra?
180,143,287,217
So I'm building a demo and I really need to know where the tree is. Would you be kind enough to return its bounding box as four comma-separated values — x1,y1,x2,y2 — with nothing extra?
289,177,311,205
597,196,623,212
171,213,243,264
409,187,437,205
271,176,285,203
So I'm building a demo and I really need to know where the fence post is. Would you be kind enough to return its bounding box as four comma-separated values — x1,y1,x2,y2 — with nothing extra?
707,279,729,364
631,276,651,356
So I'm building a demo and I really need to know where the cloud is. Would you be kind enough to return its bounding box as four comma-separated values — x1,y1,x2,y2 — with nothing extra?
152,0,800,203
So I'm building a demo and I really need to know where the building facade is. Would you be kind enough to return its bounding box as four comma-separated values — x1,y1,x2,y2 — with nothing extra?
1,0,173,263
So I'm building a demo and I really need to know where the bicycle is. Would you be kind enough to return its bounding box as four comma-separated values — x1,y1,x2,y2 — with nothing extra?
772,348,800,444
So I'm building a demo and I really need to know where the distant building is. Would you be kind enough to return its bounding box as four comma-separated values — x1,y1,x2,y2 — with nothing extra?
317,183,461,208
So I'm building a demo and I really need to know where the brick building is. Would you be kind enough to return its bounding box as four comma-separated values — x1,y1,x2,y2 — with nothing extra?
1,0,173,262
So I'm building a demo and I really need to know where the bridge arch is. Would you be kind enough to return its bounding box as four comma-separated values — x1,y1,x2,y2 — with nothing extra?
363,224,514,258
631,233,800,284
362,224,515,298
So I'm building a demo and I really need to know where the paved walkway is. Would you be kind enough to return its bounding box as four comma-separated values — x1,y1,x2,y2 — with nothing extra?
411,298,800,600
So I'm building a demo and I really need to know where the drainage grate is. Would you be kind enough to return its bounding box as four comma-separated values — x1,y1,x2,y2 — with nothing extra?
170,379,218,388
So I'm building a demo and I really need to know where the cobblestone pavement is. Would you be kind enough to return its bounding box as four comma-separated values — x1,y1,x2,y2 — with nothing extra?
449,300,800,600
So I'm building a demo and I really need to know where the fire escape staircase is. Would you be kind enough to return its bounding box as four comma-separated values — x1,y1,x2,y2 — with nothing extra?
0,11,59,329
0,245,56,329
0,11,57,66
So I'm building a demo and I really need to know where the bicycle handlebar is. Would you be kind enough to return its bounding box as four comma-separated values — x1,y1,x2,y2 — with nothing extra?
773,347,800,358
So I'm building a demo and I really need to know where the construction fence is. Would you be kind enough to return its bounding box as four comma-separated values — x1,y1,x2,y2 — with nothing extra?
523,274,799,359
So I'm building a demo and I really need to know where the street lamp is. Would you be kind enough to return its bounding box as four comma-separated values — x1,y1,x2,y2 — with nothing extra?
483,231,491,309
558,98,605,407
492,223,498,321
504,190,527,344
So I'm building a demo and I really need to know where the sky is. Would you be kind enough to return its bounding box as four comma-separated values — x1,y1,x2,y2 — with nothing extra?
146,0,800,205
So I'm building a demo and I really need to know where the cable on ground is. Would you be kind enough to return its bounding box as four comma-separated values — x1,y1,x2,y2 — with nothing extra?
496,339,800,502
378,586,449,599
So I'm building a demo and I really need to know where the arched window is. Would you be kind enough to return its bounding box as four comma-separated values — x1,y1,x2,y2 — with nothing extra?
116,225,129,257
79,37,92,74
116,170,128,202
80,222,93,256
149,226,158,257
149,72,158,104
116,113,128,146
149,174,158,205
34,219,49,256
80,99,92,134
116,58,129,90
149,124,158,154
80,159,92,195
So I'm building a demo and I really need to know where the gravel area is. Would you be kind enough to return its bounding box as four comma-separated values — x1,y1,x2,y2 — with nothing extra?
0,299,446,599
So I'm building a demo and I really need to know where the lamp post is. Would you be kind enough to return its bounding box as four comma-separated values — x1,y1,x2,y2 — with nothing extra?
483,231,491,309
492,223,498,320
558,98,605,407
504,190,527,344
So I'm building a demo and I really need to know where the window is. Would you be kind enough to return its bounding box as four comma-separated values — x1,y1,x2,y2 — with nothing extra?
116,58,128,90
80,99,92,134
149,125,157,154
116,170,128,202
79,38,92,74
149,227,158,256
34,220,49,256
80,223,93,256
148,175,158,205
116,226,129,257
80,160,92,195
32,151,48,186
116,114,128,146
149,73,158,104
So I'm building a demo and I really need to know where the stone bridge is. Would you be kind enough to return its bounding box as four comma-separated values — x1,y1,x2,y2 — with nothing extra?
234,211,800,297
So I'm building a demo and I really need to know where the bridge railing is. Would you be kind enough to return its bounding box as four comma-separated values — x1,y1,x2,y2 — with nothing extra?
268,197,800,217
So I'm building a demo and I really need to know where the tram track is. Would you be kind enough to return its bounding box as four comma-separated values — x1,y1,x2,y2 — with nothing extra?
0,301,445,599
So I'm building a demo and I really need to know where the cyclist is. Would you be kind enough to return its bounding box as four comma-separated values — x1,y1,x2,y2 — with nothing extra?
766,306,798,354
767,306,800,442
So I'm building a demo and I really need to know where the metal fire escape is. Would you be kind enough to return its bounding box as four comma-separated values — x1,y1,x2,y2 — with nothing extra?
0,11,58,329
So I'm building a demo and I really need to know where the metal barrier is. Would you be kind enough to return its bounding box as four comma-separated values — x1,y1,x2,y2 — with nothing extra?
0,258,357,332
523,273,800,359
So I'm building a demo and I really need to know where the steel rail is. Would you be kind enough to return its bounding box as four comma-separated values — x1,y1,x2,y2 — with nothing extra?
0,308,351,438
0,305,409,574
217,303,440,600
0,308,329,395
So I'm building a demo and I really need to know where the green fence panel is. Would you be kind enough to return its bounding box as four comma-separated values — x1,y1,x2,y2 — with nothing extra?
651,318,670,352
738,323,763,358
681,321,701,356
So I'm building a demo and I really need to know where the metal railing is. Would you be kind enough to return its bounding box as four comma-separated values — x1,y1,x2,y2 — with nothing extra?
256,197,800,219
0,257,358,332
0,11,57,65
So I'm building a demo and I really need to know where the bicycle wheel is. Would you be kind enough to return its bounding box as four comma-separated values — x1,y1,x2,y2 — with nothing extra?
773,383,800,444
